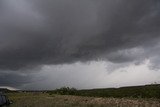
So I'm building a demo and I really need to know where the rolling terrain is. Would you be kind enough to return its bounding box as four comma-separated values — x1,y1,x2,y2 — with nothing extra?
6,84,160,107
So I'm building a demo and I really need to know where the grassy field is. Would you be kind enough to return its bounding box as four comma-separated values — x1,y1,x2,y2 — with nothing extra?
7,92,160,107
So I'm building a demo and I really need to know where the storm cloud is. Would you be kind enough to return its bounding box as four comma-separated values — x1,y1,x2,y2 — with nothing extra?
0,0,160,89
0,0,159,70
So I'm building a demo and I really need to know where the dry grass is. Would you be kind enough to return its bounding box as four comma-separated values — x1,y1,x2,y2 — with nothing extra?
7,92,160,107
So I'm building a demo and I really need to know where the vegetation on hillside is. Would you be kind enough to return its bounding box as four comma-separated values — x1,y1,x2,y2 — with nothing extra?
48,84,160,99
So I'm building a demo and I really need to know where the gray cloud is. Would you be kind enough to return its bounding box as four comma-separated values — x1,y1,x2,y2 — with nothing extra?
0,0,160,70
0,0,160,89
0,72,32,87
17,61,160,90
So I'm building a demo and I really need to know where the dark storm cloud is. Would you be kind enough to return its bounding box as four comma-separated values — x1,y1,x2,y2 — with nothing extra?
0,72,32,87
0,0,160,70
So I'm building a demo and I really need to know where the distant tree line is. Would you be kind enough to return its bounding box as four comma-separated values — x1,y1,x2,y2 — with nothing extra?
48,87,77,95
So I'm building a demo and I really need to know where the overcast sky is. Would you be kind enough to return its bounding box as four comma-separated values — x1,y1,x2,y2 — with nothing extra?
0,0,160,90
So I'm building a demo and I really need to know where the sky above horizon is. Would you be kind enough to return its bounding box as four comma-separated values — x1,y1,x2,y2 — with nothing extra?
0,0,160,90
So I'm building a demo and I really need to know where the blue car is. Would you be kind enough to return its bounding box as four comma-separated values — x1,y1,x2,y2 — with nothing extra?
0,94,11,106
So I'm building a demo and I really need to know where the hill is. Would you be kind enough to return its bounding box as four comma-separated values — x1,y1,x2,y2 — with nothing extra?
49,84,160,99
0,88,10,93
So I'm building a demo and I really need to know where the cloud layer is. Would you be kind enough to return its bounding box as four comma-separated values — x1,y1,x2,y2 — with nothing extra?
0,0,160,70
0,0,160,89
